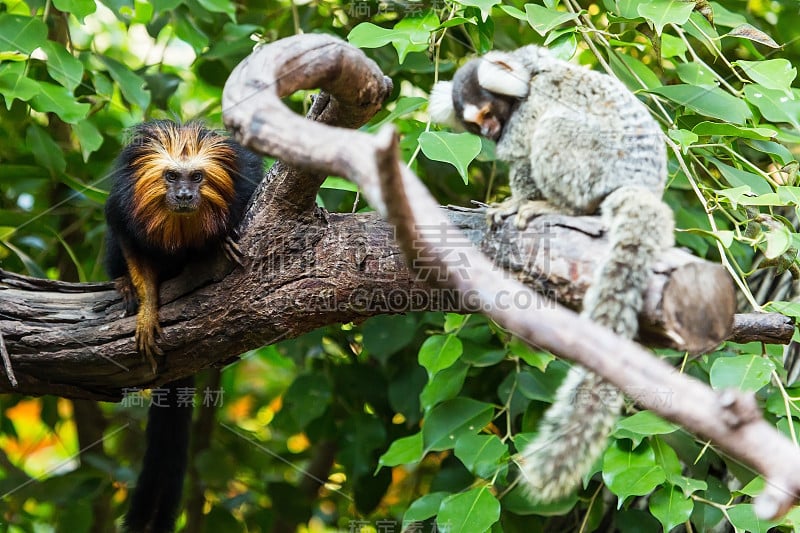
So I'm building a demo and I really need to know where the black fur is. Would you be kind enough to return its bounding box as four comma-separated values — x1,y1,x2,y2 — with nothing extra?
123,377,194,533
106,121,263,533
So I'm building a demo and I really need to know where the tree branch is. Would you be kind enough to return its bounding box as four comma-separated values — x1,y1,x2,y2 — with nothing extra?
217,34,800,518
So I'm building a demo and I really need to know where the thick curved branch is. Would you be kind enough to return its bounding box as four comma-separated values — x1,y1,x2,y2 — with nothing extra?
219,35,800,518
2,208,764,399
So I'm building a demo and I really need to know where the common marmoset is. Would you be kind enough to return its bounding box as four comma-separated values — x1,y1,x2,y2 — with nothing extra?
430,46,674,501
105,120,262,532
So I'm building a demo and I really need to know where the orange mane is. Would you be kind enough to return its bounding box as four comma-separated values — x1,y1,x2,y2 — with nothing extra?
129,122,237,251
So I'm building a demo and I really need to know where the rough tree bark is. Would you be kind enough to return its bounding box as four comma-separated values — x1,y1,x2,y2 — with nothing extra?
0,33,797,518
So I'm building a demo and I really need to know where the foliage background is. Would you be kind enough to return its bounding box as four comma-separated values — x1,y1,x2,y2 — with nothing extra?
1,0,800,531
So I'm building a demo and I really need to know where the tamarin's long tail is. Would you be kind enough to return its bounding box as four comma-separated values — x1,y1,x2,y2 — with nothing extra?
519,187,674,501
124,377,194,533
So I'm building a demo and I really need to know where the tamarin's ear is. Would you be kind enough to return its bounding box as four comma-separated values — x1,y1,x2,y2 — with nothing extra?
429,81,459,127
477,52,530,98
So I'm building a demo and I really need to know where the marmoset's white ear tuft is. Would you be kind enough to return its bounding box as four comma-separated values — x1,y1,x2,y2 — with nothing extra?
478,52,530,98
429,81,458,126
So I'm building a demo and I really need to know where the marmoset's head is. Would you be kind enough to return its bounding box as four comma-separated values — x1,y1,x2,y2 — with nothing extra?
429,52,531,141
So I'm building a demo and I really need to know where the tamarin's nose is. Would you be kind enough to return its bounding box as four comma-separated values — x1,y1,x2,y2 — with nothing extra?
176,188,194,202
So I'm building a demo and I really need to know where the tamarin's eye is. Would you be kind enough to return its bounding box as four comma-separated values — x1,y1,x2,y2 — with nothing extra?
190,171,203,182
164,170,178,182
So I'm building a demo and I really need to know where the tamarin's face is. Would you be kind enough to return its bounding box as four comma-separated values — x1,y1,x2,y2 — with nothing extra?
452,59,515,141
128,121,238,222
163,166,205,214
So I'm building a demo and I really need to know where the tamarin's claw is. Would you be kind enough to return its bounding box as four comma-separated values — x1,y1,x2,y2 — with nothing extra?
223,234,244,267
135,314,163,374
115,277,139,317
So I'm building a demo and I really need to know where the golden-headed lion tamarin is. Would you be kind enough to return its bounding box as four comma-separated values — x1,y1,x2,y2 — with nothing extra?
105,120,262,533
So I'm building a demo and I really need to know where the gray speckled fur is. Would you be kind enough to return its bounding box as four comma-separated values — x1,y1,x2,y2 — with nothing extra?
494,46,666,213
439,46,675,502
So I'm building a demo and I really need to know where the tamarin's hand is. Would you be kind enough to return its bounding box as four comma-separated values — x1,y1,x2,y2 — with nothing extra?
105,120,263,371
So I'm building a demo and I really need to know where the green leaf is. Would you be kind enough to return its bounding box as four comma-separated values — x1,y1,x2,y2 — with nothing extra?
419,131,482,184
378,432,423,468
444,313,466,333
709,355,774,392
710,158,772,195
746,139,794,166
437,487,501,533
320,176,358,192
42,41,84,92
278,373,332,430
420,361,469,410
764,223,793,259
727,504,781,533
650,84,752,124
403,492,449,522
196,0,237,20
509,337,554,371
523,4,579,37
339,414,386,479
73,120,104,162
52,0,96,22
0,72,39,109
614,411,678,447
422,398,494,453
99,55,151,109
515,368,564,402
458,0,500,22
59,174,108,204
683,11,720,56
649,486,694,531
735,59,796,91
419,334,463,376
607,50,661,90
711,3,748,27
603,441,666,501
715,230,735,247
174,15,209,53
363,314,417,361
744,85,800,129
152,0,183,12
347,11,439,63
454,433,507,478
768,301,800,319
716,186,752,209
670,475,707,496
675,63,716,87
29,82,89,123
500,5,526,20
637,0,695,35
777,186,800,206
26,124,66,175
368,96,427,132
613,0,647,19
0,14,48,55
660,33,687,59
668,129,697,153
651,437,682,477
691,121,775,140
